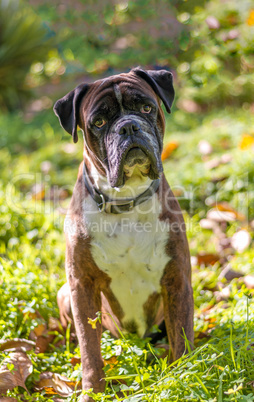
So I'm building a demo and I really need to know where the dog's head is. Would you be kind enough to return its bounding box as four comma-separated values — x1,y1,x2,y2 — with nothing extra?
54,68,174,188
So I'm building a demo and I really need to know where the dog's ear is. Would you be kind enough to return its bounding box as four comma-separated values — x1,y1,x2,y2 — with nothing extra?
53,84,90,143
132,68,174,113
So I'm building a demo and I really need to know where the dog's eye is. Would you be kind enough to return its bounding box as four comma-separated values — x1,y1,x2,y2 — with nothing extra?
94,118,107,128
141,105,152,114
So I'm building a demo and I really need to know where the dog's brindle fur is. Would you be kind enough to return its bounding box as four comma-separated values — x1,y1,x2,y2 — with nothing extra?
54,68,194,400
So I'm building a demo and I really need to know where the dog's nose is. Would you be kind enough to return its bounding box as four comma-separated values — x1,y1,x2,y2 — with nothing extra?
119,120,141,136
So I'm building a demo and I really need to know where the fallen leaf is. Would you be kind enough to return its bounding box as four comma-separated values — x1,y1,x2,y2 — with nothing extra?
161,142,178,161
0,339,35,352
31,184,45,201
227,29,239,40
35,331,55,354
71,356,81,367
246,10,254,26
48,317,62,332
231,230,251,253
35,317,63,353
34,322,47,337
198,140,213,155
0,352,33,393
104,356,119,370
199,218,217,230
238,133,254,150
214,286,231,302
205,157,221,169
207,209,236,223
200,303,215,314
205,154,232,170
197,253,220,266
218,265,243,281
244,275,254,289
215,202,246,221
34,372,81,397
206,16,220,29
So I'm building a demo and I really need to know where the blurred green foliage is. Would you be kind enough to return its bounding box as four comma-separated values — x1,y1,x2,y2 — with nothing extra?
177,0,254,109
0,0,54,111
1,0,254,113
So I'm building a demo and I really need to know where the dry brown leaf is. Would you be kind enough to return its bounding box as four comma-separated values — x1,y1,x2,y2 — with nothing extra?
200,303,215,314
197,252,220,266
0,352,33,393
35,317,63,353
104,356,118,371
231,230,251,253
0,398,18,401
35,331,55,354
33,323,47,337
71,356,81,367
0,339,35,352
48,317,62,332
161,142,178,161
34,372,81,397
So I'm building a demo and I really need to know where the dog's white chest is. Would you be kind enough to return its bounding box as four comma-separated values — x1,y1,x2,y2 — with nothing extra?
84,195,170,336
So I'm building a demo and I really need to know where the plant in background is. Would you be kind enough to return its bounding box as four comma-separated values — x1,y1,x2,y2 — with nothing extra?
176,0,254,109
0,0,54,112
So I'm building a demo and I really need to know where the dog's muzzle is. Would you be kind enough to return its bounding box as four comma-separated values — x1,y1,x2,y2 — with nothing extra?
123,147,151,178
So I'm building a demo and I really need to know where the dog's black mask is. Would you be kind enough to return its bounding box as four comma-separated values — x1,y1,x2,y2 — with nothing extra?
54,68,175,188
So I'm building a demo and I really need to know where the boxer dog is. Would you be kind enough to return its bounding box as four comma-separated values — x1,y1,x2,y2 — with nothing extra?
54,68,194,401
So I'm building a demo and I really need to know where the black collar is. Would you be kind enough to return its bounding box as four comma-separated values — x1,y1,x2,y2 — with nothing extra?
83,162,160,214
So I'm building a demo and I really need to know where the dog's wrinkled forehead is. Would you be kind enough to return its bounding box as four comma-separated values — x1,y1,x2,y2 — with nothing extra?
80,74,158,118
53,68,175,143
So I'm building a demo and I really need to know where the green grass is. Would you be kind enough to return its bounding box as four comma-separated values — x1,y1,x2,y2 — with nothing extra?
0,104,254,401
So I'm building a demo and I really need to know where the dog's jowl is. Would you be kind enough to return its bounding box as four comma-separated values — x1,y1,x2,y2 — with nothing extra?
54,68,194,401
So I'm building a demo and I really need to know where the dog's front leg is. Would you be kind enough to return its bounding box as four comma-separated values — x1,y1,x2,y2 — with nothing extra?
162,267,194,361
67,265,105,400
